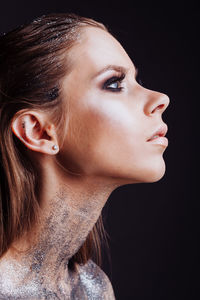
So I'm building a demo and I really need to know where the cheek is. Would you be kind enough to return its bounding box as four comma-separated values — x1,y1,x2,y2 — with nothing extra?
82,98,166,182
61,91,166,182
77,98,145,175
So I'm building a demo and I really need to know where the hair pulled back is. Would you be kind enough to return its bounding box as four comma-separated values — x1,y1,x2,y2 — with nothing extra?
0,13,109,270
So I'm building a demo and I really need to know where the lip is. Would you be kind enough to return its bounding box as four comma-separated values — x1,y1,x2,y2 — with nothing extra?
147,123,168,142
147,136,168,147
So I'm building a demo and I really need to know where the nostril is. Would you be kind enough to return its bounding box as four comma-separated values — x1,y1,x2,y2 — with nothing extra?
151,104,165,114
158,104,165,110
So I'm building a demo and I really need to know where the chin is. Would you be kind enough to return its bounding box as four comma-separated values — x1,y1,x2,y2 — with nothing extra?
142,161,166,183
112,169,166,188
120,160,167,185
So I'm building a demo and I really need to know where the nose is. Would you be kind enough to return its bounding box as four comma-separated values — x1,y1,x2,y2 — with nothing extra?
144,90,170,116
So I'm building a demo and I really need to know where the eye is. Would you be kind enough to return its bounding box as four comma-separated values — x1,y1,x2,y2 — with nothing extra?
103,73,125,92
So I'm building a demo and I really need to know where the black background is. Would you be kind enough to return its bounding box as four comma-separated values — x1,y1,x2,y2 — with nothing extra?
0,2,199,299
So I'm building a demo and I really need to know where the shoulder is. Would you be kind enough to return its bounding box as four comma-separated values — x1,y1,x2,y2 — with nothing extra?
76,259,116,300
0,258,40,300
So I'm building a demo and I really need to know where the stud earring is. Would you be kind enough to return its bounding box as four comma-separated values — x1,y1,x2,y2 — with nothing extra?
52,145,58,151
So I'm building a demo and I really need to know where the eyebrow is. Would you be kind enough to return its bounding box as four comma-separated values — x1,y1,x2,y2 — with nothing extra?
93,64,138,79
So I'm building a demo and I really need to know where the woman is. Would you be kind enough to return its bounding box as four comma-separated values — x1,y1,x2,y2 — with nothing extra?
0,12,170,299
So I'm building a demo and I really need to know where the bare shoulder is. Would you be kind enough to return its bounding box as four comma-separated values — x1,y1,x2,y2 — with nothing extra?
0,259,13,299
76,259,116,300
0,259,39,300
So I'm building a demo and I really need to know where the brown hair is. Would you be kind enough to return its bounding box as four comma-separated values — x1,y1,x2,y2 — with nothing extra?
0,12,110,271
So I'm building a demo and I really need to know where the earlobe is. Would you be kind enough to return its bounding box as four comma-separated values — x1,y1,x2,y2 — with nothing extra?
11,111,59,155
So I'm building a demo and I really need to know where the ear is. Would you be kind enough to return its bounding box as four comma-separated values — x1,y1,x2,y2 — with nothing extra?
11,110,59,155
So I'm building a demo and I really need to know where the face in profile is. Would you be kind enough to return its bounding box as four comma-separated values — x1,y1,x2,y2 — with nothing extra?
58,26,170,184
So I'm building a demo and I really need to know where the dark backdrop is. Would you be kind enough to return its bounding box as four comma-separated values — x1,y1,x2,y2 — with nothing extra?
0,2,199,299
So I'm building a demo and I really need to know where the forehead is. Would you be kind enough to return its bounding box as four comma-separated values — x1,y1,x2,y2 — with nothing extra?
67,26,134,75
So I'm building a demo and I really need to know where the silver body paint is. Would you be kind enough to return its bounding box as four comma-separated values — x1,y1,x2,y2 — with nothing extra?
0,259,115,299
0,186,116,299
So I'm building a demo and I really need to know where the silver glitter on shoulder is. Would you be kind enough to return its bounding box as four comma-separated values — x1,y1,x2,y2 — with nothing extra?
0,258,115,299
69,259,116,299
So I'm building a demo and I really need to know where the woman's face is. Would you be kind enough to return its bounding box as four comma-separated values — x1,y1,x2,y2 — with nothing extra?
58,26,170,184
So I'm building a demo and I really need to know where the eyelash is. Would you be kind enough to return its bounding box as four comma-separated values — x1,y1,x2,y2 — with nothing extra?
103,73,126,92
102,70,143,92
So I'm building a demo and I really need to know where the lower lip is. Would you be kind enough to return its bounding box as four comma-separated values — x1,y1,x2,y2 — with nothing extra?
147,136,168,147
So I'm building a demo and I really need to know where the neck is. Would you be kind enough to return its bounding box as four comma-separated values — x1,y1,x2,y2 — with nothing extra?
3,160,119,290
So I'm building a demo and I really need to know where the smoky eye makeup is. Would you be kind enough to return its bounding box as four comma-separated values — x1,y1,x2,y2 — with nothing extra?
102,72,126,92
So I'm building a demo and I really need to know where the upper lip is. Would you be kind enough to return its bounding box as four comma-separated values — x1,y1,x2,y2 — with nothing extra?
147,123,168,141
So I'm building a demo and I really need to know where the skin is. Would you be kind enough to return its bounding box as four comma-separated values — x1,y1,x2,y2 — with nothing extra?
0,26,169,299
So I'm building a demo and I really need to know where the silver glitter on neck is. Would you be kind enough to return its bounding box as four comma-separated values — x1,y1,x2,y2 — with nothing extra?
0,186,116,299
